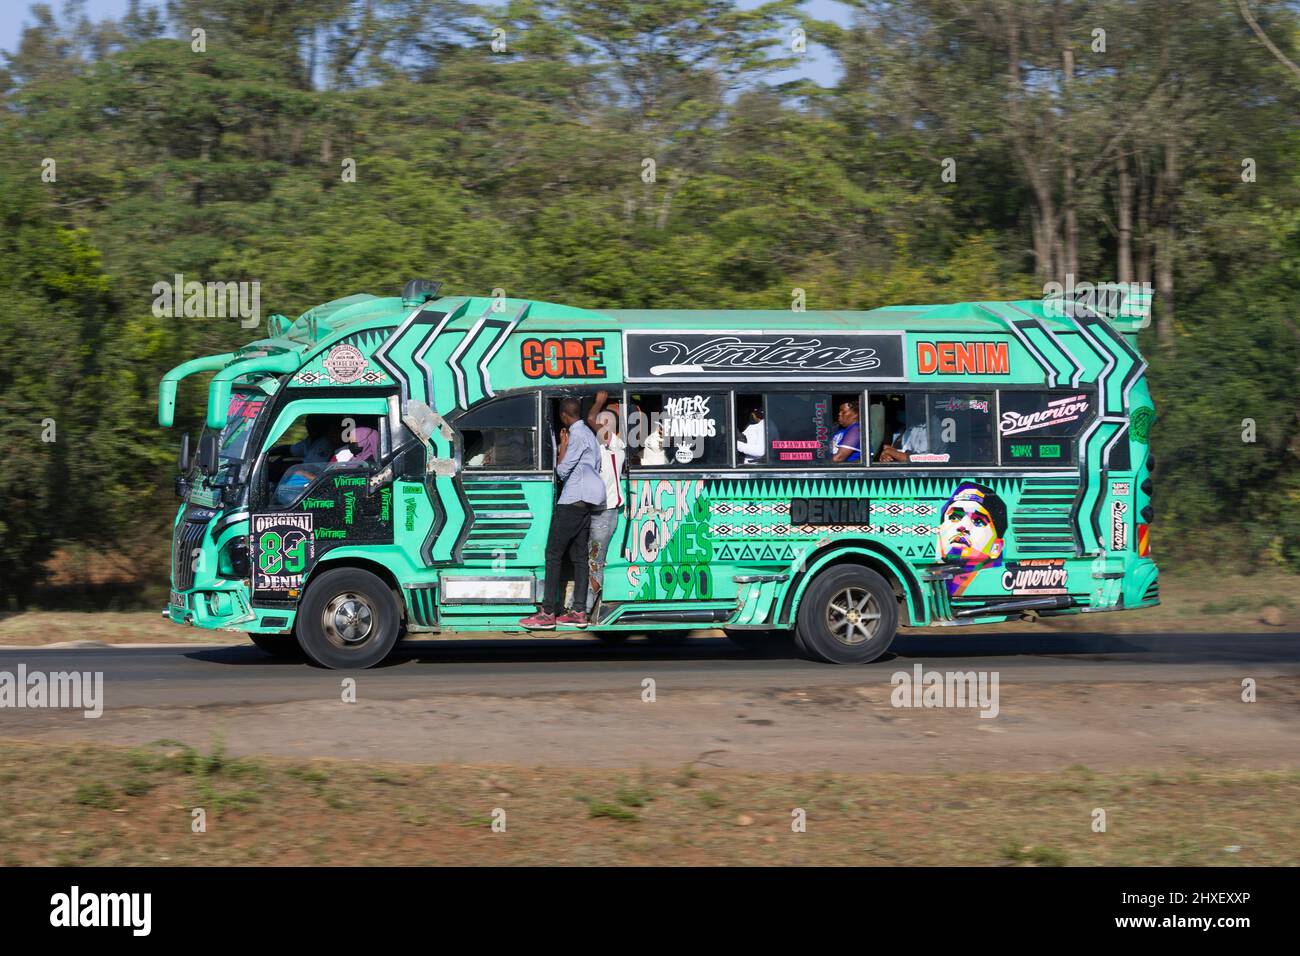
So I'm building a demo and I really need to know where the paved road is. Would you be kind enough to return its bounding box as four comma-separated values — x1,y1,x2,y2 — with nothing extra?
0,630,1295,708
2,631,1296,771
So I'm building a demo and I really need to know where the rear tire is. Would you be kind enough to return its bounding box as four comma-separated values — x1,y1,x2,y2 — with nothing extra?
296,567,401,669
247,631,304,659
794,565,898,664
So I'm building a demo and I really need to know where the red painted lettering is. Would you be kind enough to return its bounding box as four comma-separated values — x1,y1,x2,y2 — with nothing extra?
917,342,937,374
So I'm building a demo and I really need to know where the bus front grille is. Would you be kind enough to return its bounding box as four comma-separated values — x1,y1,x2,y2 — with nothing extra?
172,514,210,591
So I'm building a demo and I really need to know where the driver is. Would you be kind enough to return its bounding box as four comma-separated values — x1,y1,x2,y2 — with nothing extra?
277,415,336,463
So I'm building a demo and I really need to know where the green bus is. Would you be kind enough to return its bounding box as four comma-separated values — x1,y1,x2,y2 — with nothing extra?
159,281,1158,668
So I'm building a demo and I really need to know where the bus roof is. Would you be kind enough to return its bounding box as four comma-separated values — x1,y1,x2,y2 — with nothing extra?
597,302,1017,333
285,294,1067,343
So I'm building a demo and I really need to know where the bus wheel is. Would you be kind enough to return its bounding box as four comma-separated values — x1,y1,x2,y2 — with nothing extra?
296,568,401,669
247,632,304,659
795,565,898,664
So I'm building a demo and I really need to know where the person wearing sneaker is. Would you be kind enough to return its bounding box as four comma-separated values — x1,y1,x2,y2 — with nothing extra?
520,398,606,629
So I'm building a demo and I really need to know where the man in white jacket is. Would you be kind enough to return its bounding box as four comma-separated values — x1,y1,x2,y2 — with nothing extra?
736,402,766,464
584,391,626,617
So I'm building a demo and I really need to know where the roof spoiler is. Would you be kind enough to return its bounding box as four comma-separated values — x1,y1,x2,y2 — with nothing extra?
205,352,300,429
1042,279,1152,335
158,353,236,426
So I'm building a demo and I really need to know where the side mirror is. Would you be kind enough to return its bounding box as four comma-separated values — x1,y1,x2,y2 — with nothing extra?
197,432,219,475
401,400,441,445
178,433,191,472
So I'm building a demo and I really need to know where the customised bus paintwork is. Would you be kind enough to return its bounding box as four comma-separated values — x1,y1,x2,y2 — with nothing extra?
159,287,1158,668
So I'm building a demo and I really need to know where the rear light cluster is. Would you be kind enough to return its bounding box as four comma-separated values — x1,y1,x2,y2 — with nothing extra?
1137,451,1154,556
1140,452,1154,523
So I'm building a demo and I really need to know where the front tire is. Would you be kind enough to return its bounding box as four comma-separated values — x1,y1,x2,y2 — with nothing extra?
296,568,401,669
795,565,898,664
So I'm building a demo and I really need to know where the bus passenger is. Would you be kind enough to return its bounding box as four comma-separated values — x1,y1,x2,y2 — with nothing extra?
737,402,766,464
640,417,668,466
333,421,379,463
878,415,929,462
520,398,605,629
830,400,861,463
278,415,336,463
585,391,626,616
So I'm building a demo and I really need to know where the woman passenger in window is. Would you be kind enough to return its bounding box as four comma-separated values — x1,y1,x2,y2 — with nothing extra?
830,400,861,463
332,420,380,464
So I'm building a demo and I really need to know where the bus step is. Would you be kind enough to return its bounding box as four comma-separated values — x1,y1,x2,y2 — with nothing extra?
954,596,1073,619
616,608,732,624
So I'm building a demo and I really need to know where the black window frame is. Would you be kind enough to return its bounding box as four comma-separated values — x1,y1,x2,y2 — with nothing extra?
865,387,998,469
626,388,733,471
453,391,543,474
994,386,1098,469
731,389,864,470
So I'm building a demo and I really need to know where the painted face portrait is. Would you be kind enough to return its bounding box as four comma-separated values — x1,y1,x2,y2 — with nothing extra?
936,482,1006,566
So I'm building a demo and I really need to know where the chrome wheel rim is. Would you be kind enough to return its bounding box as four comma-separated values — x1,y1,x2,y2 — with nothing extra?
826,587,881,646
322,592,375,648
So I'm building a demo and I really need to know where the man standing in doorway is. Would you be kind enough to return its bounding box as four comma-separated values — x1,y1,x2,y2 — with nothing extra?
520,398,606,629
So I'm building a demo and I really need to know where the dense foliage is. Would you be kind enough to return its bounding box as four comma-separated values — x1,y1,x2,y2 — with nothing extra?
2,0,1299,605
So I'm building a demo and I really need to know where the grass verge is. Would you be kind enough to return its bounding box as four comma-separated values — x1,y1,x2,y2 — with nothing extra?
0,739,1294,866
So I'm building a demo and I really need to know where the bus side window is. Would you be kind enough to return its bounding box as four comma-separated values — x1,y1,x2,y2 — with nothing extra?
737,392,836,467
997,390,1094,466
458,394,539,471
266,413,384,508
627,392,729,468
874,392,994,466
926,392,994,466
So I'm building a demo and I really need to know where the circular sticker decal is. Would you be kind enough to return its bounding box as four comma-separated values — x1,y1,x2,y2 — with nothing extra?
674,444,695,464
323,344,368,384
1130,406,1155,444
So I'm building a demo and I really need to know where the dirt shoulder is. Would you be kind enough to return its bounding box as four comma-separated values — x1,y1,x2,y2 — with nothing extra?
0,739,1292,866
2,569,1295,647
10,674,1297,775
0,612,223,647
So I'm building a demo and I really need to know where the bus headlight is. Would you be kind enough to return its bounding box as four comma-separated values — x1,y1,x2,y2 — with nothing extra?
219,538,250,579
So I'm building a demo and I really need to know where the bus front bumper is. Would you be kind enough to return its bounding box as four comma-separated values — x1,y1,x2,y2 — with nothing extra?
166,587,257,631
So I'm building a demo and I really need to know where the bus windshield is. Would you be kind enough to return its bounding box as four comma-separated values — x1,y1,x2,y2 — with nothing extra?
190,390,268,495
217,391,268,463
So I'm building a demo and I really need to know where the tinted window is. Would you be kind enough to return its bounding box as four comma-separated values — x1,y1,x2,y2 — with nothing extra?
628,391,729,468
458,394,538,470
735,393,835,467
998,391,1093,465
873,391,995,466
